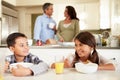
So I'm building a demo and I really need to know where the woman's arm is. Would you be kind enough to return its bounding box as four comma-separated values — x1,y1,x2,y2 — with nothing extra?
72,20,80,41
56,21,64,42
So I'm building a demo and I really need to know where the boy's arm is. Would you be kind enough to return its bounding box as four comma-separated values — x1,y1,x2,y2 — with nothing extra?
29,62,48,76
4,61,10,72
11,65,33,76
29,55,49,76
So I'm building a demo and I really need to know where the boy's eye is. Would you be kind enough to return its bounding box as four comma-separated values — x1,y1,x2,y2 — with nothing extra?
27,43,29,46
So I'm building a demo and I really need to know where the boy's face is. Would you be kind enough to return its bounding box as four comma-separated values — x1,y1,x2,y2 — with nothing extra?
10,37,29,57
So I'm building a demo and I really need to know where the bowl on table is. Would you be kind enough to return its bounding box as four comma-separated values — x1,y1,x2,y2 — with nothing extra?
75,62,98,74
9,62,33,72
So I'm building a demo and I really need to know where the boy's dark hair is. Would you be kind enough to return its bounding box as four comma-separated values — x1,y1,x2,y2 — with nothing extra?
42,3,53,13
6,32,27,48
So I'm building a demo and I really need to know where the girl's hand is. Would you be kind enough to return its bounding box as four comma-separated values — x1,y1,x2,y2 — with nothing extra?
64,59,71,68
51,63,55,69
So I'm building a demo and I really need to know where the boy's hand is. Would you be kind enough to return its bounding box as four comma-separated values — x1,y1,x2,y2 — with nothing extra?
4,61,10,72
11,65,32,76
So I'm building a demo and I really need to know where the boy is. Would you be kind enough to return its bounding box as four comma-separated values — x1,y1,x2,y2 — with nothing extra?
5,32,48,76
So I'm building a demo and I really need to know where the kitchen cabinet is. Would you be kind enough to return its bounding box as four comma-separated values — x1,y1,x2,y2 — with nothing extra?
80,2,99,30
1,14,18,44
100,0,111,29
111,0,120,35
1,5,18,45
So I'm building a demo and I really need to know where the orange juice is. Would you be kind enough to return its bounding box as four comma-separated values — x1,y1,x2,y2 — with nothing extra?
0,75,3,80
55,62,64,74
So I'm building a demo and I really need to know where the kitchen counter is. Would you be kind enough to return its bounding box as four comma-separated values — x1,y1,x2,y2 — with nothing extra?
3,68,120,80
29,45,120,49
0,44,120,49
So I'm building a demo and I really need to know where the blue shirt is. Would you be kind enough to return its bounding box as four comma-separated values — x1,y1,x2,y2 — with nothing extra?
34,14,56,43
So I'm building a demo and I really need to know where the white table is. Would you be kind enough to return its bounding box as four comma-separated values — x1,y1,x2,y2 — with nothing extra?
4,68,120,80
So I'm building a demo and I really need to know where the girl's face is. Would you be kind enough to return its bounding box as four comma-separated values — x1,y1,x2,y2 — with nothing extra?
75,39,93,59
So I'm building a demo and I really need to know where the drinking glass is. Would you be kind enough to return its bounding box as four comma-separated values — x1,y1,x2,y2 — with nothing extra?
55,56,64,74
0,53,5,80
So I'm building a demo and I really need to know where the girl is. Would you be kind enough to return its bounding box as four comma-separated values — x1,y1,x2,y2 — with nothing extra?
64,31,115,70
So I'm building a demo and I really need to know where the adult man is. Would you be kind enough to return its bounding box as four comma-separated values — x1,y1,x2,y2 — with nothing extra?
34,3,56,45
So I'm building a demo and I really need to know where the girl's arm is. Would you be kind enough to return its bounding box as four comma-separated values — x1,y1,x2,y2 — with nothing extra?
98,54,115,70
98,63,115,70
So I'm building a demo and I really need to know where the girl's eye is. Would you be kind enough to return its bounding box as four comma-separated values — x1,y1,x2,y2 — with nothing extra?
75,44,77,46
20,44,24,47
79,43,83,46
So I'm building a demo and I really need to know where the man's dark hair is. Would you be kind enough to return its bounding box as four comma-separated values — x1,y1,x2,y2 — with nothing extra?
42,3,53,13
6,32,27,48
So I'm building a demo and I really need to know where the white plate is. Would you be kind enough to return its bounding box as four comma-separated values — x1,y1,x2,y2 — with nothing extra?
9,62,33,72
75,62,98,74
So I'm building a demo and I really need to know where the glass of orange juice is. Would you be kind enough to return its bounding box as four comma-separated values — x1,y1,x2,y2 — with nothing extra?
0,53,5,80
55,56,64,74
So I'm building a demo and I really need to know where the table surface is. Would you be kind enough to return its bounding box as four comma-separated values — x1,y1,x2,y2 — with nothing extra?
3,68,120,80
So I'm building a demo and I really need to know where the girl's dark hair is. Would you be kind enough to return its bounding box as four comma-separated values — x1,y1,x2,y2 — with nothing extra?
72,31,99,67
6,32,27,48
66,6,79,20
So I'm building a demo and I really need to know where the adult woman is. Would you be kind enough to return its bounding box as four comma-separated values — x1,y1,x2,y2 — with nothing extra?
57,6,80,42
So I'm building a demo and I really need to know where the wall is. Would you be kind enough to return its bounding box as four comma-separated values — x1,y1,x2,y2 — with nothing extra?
15,0,99,6
2,0,120,38
16,1,99,39
16,6,43,39
0,0,1,17
53,2,99,30
0,0,2,45
3,0,16,6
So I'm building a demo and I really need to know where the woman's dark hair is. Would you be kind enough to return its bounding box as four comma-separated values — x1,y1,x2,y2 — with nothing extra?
66,6,79,20
72,31,99,67
6,32,27,48
42,3,53,13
